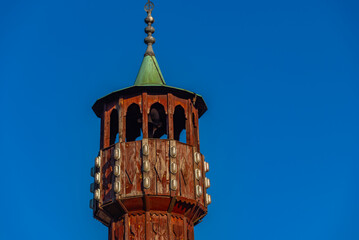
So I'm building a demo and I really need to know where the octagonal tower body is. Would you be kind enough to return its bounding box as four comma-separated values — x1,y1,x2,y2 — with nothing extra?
90,55,210,240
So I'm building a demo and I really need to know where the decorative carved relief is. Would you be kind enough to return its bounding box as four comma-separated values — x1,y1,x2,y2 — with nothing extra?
187,226,194,240
180,144,194,199
129,214,145,240
114,220,124,240
155,141,169,194
171,216,184,240
151,213,168,240
125,145,136,185
124,142,142,196
94,82,209,240
103,150,114,203
173,225,183,240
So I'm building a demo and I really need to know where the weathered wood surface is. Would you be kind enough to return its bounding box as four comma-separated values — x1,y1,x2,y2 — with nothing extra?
102,147,114,204
94,91,208,240
123,141,142,197
100,93,199,150
180,145,194,199
98,140,207,216
155,139,169,195
108,213,195,240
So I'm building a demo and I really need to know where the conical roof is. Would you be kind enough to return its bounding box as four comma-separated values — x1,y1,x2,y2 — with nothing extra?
134,55,165,86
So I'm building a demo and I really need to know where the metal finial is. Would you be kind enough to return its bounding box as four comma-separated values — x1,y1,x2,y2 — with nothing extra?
144,0,155,56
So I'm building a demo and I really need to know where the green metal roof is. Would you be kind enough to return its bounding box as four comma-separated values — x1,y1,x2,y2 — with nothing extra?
134,55,166,86
92,55,207,118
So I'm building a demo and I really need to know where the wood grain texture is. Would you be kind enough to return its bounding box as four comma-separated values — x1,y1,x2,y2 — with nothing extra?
148,139,157,195
156,140,169,195
94,90,207,240
129,214,145,240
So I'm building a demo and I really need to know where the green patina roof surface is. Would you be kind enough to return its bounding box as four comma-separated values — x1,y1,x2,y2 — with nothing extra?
134,55,166,86
92,54,207,118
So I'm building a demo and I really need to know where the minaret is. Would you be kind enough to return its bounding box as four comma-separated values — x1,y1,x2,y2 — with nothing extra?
90,1,211,239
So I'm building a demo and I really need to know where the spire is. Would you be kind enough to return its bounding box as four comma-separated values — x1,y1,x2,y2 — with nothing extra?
144,0,155,56
134,1,166,86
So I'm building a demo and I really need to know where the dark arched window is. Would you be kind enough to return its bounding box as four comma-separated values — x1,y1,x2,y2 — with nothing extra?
174,105,186,142
126,103,142,142
110,109,119,145
148,103,167,139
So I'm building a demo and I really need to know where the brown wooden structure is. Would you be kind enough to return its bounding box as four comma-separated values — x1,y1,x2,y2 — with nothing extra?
90,2,211,239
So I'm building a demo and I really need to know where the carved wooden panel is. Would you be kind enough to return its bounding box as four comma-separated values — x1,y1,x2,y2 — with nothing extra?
197,153,204,205
96,90,208,240
187,224,194,240
169,140,179,197
156,140,169,195
171,216,184,240
103,148,114,203
118,142,126,196
124,141,142,197
114,219,125,240
151,213,168,240
129,214,145,240
179,143,194,199
147,139,157,195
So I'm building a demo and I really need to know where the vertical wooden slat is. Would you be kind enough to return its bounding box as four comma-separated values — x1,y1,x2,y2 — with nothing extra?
120,142,125,196
156,140,169,195
167,213,173,240
124,214,129,240
119,98,124,142
169,140,179,197
100,110,104,149
113,142,122,200
165,140,170,196
99,150,104,205
103,104,110,148
145,212,151,240
192,151,204,205
135,141,142,195
180,144,194,199
183,217,188,240
142,92,148,138
115,219,125,240
192,147,198,200
103,147,114,203
187,99,193,145
148,139,156,195
109,220,115,240
142,138,149,195
124,142,139,196
168,93,174,139
194,110,200,151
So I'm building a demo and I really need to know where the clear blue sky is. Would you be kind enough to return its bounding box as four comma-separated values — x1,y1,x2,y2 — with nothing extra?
1,0,358,239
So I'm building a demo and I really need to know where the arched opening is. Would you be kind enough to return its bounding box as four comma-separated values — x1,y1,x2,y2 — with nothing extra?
174,105,186,142
126,103,143,142
148,103,167,139
110,109,119,145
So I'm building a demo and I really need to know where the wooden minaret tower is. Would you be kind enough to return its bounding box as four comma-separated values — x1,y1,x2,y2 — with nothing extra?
90,1,211,239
